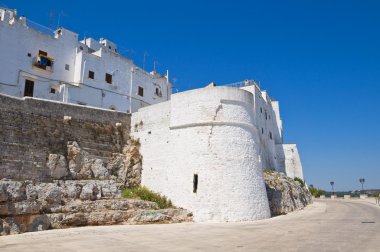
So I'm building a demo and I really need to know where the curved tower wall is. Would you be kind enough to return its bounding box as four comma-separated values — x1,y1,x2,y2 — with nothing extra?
132,87,271,222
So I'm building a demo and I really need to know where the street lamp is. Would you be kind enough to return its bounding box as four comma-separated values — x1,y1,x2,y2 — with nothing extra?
359,178,365,193
330,181,335,195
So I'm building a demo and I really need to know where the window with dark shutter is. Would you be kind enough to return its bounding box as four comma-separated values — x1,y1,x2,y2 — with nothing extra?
105,73,112,84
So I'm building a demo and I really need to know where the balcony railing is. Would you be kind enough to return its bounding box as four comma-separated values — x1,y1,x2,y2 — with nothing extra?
33,55,54,72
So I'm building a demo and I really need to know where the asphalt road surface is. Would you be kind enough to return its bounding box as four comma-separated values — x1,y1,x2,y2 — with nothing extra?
1,199,380,252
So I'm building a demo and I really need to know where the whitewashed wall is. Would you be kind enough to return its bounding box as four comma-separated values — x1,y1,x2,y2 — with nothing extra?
132,87,271,222
282,144,304,179
0,8,171,113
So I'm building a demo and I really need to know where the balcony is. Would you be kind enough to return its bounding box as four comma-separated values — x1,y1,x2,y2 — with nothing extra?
33,54,54,72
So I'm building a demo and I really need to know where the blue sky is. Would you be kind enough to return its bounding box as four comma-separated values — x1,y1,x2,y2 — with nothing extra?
3,0,380,191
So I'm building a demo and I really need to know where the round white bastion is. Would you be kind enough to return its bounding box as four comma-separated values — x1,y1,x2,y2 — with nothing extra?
131,87,271,222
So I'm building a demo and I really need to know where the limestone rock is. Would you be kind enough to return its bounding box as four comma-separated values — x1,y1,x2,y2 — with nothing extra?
63,181,83,198
80,182,101,201
89,158,109,179
109,141,142,187
26,182,38,200
0,178,191,236
0,180,26,202
67,141,110,179
67,141,84,179
37,183,62,204
47,154,68,179
0,183,8,202
0,215,50,235
264,170,312,216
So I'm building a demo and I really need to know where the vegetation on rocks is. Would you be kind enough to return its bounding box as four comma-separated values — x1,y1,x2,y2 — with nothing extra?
308,185,325,197
122,186,173,209
294,177,305,187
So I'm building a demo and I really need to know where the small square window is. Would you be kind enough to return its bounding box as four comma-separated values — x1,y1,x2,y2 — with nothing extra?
50,88,56,94
88,71,95,79
65,64,70,71
27,53,31,57
138,86,144,97
105,73,112,84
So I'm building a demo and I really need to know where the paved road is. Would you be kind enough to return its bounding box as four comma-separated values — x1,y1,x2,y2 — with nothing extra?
1,199,380,252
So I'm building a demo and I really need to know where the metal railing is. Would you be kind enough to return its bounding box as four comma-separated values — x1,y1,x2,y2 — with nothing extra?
220,79,260,89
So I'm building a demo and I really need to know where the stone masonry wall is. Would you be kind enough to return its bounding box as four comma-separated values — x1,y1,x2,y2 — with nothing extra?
0,94,131,181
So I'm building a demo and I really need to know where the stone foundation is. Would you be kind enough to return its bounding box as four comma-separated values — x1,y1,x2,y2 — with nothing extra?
264,170,312,216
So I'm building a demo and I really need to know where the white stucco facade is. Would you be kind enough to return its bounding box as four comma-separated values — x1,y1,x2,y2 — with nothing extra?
132,87,272,222
276,144,304,179
0,8,171,112
131,84,305,222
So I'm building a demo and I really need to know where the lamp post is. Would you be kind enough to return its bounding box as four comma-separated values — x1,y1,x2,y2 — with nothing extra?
330,181,335,195
359,178,365,193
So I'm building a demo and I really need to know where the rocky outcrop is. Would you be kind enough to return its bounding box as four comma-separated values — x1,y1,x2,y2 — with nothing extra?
0,179,192,236
46,154,69,179
264,170,312,216
48,140,142,186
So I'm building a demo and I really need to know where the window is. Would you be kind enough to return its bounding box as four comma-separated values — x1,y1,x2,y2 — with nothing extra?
260,107,263,113
265,112,268,120
138,86,144,97
105,73,112,84
269,132,273,140
193,174,198,193
88,71,95,79
50,88,56,94
262,128,264,134
24,80,34,97
65,64,69,71
155,87,162,97
27,53,31,57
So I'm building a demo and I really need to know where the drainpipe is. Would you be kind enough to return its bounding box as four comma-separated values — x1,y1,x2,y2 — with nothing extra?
129,67,134,113
81,59,86,83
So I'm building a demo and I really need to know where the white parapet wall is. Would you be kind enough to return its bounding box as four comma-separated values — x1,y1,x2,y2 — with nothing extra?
278,144,304,179
132,87,271,222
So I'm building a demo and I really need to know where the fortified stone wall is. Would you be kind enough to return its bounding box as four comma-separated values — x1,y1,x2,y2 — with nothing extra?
132,87,271,222
0,93,131,181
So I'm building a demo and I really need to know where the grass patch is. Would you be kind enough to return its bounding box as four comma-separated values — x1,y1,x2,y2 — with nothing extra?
122,186,173,209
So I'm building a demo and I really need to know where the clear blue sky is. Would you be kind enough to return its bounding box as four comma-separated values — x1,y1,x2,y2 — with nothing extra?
3,0,380,191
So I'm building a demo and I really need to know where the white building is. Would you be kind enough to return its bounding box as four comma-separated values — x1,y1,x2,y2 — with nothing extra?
131,81,304,222
0,8,172,112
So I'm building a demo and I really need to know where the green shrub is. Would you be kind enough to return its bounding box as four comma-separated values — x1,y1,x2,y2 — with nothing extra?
122,186,173,209
309,185,325,197
294,177,305,187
